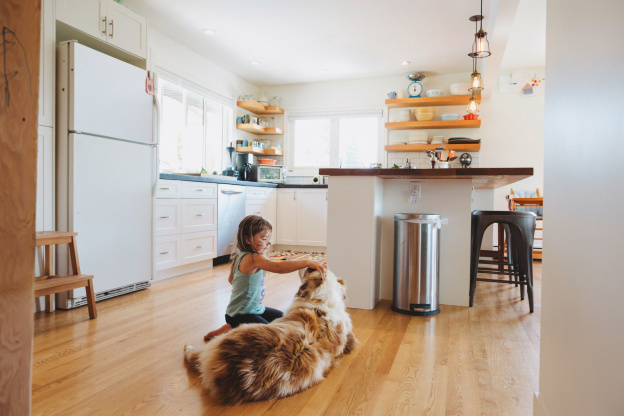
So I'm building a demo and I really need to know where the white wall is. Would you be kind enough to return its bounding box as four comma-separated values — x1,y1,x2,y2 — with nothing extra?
537,1,624,415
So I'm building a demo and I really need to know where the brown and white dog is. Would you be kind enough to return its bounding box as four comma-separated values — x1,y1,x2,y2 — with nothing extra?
184,268,357,405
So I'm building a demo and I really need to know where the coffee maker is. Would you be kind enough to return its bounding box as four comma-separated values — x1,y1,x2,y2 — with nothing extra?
236,153,257,181
223,145,240,178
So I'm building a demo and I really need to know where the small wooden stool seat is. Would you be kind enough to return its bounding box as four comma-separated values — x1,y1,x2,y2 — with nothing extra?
35,231,97,319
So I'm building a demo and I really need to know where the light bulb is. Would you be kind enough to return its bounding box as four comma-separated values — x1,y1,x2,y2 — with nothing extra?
468,97,478,112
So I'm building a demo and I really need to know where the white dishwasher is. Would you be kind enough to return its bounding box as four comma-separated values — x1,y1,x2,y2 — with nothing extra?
217,184,246,257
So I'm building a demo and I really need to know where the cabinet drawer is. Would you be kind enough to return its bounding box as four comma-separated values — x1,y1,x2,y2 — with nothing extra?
181,182,217,198
154,235,180,271
246,187,268,200
154,200,180,236
181,199,217,233
156,180,181,198
246,201,267,217
181,230,217,264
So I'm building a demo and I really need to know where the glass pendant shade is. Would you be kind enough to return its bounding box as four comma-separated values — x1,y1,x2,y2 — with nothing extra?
470,71,483,91
468,95,479,112
471,29,491,58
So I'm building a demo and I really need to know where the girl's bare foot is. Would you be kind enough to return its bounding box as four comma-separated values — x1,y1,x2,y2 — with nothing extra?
203,324,231,341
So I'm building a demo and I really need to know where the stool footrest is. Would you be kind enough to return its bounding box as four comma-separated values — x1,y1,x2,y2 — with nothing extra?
476,277,527,285
34,274,94,297
477,268,520,275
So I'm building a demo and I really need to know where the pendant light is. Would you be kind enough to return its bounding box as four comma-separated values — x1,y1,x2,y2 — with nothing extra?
468,0,491,58
469,57,484,91
467,93,479,113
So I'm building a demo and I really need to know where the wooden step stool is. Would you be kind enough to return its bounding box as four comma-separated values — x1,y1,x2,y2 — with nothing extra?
35,231,97,319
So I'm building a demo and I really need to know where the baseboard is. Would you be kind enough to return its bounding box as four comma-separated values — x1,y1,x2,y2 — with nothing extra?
533,392,551,416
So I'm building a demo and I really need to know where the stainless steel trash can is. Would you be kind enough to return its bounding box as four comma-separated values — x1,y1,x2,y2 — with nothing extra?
392,214,443,316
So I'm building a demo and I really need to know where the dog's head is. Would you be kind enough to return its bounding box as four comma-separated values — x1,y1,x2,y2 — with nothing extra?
296,268,347,305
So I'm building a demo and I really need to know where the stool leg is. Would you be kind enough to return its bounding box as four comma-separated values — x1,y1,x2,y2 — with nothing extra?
85,278,97,319
470,222,486,307
43,244,54,313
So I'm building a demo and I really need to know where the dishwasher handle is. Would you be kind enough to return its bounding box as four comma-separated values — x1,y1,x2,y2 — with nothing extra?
221,190,244,195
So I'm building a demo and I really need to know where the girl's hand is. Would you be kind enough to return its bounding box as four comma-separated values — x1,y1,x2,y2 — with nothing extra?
306,260,327,272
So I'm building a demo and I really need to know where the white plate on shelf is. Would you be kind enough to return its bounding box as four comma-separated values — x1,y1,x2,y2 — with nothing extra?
390,141,407,145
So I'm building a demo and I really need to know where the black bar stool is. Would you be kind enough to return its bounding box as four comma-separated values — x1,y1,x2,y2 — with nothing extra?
469,211,537,312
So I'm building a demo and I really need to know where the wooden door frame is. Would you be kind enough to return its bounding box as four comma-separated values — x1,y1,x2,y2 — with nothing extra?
0,0,41,414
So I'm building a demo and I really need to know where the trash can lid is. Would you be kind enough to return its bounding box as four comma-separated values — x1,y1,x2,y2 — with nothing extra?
394,213,441,220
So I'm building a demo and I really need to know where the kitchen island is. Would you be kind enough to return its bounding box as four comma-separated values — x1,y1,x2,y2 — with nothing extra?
318,168,533,309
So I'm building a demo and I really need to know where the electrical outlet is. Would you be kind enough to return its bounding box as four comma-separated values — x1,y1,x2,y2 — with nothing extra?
410,181,421,198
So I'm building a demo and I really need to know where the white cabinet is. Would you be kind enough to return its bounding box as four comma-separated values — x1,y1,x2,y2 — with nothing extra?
36,126,54,231
39,0,55,127
154,180,218,272
246,187,277,245
277,189,327,246
56,0,147,59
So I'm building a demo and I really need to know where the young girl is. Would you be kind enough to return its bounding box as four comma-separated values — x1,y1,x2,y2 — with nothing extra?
204,214,327,340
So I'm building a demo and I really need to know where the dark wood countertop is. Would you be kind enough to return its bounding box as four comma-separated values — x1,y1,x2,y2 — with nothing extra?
318,168,533,189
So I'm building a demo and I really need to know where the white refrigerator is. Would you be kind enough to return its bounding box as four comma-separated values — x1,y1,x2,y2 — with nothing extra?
56,41,156,308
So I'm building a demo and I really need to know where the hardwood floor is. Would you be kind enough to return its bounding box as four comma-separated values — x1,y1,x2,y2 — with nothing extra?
32,262,541,415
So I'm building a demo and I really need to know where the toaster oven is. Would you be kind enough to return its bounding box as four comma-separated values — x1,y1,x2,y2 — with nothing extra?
257,165,285,183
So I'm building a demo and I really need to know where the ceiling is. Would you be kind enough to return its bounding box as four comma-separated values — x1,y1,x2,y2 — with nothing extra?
125,0,545,86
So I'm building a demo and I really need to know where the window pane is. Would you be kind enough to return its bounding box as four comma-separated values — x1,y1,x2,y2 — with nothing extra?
339,117,379,168
294,119,330,167
159,81,184,173
204,100,223,175
180,90,204,173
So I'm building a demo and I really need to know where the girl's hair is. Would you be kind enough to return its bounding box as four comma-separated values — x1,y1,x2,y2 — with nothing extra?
228,215,273,282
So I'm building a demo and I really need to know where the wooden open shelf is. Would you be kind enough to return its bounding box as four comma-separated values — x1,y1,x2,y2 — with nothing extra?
384,143,481,152
385,120,481,130
237,101,285,115
385,95,480,108
236,146,284,156
236,124,284,135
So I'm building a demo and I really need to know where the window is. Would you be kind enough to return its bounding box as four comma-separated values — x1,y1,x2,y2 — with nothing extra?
157,77,232,174
288,111,382,174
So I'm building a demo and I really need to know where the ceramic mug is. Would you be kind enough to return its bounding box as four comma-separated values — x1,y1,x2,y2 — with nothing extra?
236,116,244,124
387,91,397,99
397,90,407,99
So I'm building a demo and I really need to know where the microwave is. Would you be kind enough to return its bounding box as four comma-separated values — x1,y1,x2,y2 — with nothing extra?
257,165,285,183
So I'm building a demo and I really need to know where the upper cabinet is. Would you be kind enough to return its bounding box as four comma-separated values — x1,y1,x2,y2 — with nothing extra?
56,0,147,60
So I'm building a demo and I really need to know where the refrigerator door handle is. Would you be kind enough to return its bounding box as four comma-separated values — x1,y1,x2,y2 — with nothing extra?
221,190,244,195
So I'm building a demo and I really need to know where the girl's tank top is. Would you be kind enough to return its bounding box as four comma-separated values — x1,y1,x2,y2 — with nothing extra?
225,251,266,316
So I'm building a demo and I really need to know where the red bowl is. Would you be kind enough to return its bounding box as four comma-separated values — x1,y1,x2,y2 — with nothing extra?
463,113,480,120
257,159,276,165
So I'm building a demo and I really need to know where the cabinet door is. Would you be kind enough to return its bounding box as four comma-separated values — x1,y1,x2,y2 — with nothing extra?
266,189,277,245
180,230,217,264
297,190,328,246
154,199,180,237
180,199,217,233
246,200,267,218
276,189,297,245
39,0,55,127
154,234,180,271
36,126,54,231
105,0,147,59
56,0,107,41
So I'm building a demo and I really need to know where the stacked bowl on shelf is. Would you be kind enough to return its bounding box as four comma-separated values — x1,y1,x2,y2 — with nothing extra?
414,107,435,121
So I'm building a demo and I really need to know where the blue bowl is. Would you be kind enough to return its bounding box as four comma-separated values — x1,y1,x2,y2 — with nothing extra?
440,114,460,121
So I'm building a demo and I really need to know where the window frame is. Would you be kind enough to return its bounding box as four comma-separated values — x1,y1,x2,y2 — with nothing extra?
286,109,383,176
155,69,233,174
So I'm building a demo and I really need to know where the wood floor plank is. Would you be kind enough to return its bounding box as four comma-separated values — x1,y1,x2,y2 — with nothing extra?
32,261,541,415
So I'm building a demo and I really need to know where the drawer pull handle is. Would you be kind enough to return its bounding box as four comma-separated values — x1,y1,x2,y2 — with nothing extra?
255,211,261,215
196,244,207,249
196,213,206,217
196,189,205,192
160,215,171,219
159,187,171,190
160,251,169,255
